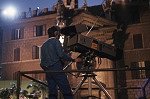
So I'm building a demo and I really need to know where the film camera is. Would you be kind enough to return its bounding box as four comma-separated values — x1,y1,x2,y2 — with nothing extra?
60,25,119,98
60,24,122,72
60,24,122,61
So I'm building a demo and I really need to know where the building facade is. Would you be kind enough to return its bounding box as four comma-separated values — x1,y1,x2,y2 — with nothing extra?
124,9,150,99
0,0,150,99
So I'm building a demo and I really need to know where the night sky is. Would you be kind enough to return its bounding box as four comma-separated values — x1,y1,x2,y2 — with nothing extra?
0,0,103,13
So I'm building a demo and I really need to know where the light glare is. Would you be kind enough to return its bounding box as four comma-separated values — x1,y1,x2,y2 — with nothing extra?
2,6,17,18
59,35,65,46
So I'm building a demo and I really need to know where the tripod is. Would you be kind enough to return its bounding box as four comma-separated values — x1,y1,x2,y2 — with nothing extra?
64,51,112,99
73,71,112,99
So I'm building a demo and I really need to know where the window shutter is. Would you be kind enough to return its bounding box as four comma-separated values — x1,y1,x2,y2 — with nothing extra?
33,26,36,37
20,28,24,39
15,29,18,39
32,46,36,59
43,25,46,35
36,46,39,59
14,48,20,61
32,46,39,59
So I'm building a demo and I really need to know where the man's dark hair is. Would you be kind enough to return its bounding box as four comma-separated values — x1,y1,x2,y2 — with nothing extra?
48,26,60,38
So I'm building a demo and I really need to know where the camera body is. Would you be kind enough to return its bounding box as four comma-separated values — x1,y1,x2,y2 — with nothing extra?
59,24,122,61
67,34,118,60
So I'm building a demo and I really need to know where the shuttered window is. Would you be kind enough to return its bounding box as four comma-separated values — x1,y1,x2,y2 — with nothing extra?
11,28,24,40
14,48,20,61
32,46,40,59
33,25,46,37
133,34,143,49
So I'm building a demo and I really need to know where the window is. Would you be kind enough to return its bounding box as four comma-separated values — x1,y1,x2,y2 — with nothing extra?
133,34,143,49
131,61,149,79
11,28,24,40
34,25,46,37
138,61,146,78
32,46,41,59
14,48,20,61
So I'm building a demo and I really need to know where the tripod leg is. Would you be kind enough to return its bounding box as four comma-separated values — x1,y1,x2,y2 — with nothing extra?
88,77,92,99
73,77,87,95
63,62,73,70
93,77,112,99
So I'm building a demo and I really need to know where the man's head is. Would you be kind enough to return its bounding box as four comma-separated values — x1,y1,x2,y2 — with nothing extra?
48,26,60,38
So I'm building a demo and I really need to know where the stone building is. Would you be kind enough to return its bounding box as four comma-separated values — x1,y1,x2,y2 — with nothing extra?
0,0,150,99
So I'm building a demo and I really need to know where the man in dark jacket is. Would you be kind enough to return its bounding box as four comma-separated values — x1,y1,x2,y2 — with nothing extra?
40,26,80,99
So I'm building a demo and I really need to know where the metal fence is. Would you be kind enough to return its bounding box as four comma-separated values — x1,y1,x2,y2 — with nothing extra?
16,67,150,99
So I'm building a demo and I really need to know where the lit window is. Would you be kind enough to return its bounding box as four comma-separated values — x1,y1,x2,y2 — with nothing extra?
138,61,146,78
131,61,147,79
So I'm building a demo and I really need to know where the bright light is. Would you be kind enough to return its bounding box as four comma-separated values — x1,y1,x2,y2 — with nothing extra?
2,6,17,18
59,35,65,46
37,7,40,10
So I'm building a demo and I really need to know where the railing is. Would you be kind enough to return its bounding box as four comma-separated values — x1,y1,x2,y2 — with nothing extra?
142,77,150,99
16,67,150,99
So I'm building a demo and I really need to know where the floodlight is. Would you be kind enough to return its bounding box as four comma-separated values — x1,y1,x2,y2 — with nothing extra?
2,6,17,18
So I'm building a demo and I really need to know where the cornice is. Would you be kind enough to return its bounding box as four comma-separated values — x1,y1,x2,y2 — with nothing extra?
71,12,117,27
14,14,57,24
128,22,150,27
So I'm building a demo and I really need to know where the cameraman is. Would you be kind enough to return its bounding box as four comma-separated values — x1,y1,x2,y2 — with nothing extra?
40,26,81,99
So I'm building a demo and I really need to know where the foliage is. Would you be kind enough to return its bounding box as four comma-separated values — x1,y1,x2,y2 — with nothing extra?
0,82,17,99
0,80,48,99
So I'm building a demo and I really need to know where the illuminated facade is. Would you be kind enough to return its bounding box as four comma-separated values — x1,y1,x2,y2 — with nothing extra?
0,0,150,99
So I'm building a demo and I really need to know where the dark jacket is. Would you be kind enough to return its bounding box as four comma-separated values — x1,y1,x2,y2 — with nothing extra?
40,37,73,68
